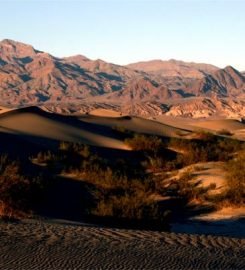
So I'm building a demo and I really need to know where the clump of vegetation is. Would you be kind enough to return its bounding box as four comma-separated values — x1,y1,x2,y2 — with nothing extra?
75,160,166,224
0,155,44,218
193,130,216,141
168,169,216,203
2,128,244,228
223,151,245,205
125,134,164,152
169,136,244,165
59,142,90,158
35,151,57,164
142,154,166,173
92,179,156,220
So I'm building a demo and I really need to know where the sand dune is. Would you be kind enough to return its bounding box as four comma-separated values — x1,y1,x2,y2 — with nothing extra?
188,118,245,131
0,107,130,150
0,107,244,269
154,115,245,140
0,219,244,270
89,108,125,118
155,115,244,131
81,114,191,138
188,119,245,140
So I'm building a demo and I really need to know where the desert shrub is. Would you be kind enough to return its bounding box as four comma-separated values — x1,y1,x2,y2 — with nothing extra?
77,157,167,224
45,142,95,172
223,151,245,205
217,138,244,155
125,134,164,152
168,136,245,166
142,154,166,172
193,130,216,141
169,170,215,203
59,142,90,158
92,191,157,220
171,142,209,165
91,175,167,225
36,151,56,164
81,166,129,190
0,156,32,217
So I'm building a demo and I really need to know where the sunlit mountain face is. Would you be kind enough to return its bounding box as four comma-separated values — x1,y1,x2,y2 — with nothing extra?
0,39,244,118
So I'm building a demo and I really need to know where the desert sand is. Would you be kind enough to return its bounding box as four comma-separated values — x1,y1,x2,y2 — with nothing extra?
155,115,245,140
89,108,125,118
1,107,244,148
0,107,244,269
0,107,130,150
80,114,190,138
0,219,244,270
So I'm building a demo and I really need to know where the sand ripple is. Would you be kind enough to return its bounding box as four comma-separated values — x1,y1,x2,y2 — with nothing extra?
0,220,244,269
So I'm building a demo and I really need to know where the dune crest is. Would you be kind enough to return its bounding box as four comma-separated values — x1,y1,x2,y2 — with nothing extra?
0,107,130,150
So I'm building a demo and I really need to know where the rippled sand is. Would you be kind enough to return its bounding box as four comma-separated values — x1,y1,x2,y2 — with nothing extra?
0,220,244,270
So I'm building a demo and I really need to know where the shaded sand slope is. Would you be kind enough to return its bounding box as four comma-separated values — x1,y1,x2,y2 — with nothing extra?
80,114,191,137
155,115,245,131
0,107,130,150
190,119,245,131
189,119,245,140
155,115,245,139
0,220,244,270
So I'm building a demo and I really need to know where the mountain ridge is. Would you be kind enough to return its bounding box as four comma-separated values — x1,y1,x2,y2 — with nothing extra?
0,39,244,118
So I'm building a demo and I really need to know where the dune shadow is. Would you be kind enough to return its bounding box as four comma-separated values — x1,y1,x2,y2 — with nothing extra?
0,131,59,160
0,106,132,143
35,176,94,222
156,197,217,225
35,175,171,231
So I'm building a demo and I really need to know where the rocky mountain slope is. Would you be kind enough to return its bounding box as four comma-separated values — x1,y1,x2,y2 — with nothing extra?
127,59,219,79
0,39,244,118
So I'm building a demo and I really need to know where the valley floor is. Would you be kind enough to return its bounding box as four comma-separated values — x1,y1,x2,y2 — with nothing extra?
0,219,244,270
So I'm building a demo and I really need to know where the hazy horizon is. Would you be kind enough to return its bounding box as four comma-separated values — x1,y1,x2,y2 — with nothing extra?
0,0,245,70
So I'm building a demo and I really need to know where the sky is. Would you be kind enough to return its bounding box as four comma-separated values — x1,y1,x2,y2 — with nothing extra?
0,0,245,70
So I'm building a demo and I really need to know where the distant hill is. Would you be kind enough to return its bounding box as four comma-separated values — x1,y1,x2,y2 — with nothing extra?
0,39,244,118
127,59,219,78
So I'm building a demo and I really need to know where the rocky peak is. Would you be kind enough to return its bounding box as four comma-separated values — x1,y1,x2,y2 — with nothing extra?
0,39,39,63
214,65,245,88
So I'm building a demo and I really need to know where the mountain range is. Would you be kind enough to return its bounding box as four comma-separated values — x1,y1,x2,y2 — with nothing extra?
0,39,244,118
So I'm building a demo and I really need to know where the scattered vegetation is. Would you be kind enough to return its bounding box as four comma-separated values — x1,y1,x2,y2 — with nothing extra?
169,169,216,203
223,151,245,205
125,134,164,152
0,155,45,218
169,135,244,165
1,127,244,228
